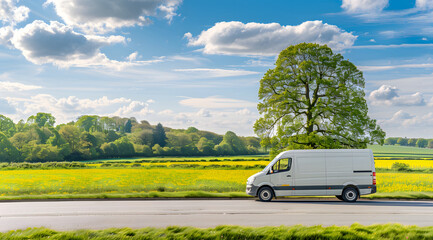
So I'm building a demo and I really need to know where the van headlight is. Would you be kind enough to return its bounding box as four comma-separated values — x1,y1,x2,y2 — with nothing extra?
247,177,256,185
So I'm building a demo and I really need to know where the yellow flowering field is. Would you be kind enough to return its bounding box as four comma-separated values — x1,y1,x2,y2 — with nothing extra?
377,172,433,192
375,160,433,169
0,169,258,196
1,167,432,197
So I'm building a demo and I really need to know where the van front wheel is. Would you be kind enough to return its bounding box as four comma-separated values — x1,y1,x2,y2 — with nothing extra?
342,187,358,202
258,187,273,202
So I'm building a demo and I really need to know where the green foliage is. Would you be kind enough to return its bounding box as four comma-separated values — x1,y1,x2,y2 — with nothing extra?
59,125,81,152
384,137,432,149
76,115,99,132
26,112,55,127
408,138,417,147
3,224,433,240
391,162,411,171
397,137,408,146
124,119,132,133
416,138,428,148
113,137,135,157
0,113,262,162
100,142,118,158
197,137,215,155
254,43,385,158
215,131,248,155
0,132,20,162
0,114,16,137
384,137,398,145
153,123,167,147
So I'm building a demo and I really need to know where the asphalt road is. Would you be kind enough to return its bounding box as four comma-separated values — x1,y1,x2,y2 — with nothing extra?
1,199,433,231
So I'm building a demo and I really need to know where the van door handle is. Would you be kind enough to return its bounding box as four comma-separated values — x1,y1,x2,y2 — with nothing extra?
286,175,291,177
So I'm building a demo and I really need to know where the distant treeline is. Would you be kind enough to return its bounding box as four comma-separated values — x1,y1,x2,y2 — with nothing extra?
0,113,264,162
384,137,433,148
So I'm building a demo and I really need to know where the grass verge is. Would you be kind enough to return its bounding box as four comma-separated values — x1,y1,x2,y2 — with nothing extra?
3,224,433,239
363,192,433,200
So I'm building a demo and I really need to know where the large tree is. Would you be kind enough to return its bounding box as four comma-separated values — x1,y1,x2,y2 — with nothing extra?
254,43,385,157
0,115,16,138
153,123,167,147
26,113,55,128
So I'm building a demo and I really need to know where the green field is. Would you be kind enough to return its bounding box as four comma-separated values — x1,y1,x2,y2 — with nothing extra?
81,145,433,163
3,224,433,240
83,154,269,163
369,145,433,159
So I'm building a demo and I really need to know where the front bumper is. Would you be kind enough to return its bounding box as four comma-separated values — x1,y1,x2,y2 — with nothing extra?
246,184,259,196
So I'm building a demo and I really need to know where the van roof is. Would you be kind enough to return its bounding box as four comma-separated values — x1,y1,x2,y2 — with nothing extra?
282,149,373,154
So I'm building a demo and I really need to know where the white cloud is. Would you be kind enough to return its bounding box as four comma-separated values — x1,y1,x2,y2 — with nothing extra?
6,94,154,123
0,81,41,91
179,96,256,109
127,51,138,61
11,20,126,68
0,0,29,25
0,0,29,47
185,20,356,56
379,110,415,127
0,26,13,47
113,100,154,118
416,0,433,9
174,68,259,78
158,109,174,115
352,43,433,49
369,85,398,101
154,108,258,136
369,85,425,106
359,63,433,71
45,0,182,33
341,0,389,14
196,108,211,117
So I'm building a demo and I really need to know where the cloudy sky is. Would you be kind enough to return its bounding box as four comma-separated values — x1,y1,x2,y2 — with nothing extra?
2,0,433,137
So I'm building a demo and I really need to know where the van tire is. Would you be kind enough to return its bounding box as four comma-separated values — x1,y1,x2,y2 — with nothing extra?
258,187,273,202
336,195,344,201
342,187,358,202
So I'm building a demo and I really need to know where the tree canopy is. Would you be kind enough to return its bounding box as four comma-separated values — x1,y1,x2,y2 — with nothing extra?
254,43,385,157
0,113,263,162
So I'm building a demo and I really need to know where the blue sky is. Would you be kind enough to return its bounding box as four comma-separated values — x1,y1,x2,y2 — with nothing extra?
2,0,433,137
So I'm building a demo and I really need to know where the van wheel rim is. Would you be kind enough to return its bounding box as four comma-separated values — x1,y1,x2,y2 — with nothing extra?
345,190,356,201
260,190,271,200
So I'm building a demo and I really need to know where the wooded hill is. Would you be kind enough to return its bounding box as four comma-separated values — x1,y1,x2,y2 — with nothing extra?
0,113,263,162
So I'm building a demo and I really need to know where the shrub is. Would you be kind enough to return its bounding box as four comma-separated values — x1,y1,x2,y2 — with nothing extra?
391,162,411,171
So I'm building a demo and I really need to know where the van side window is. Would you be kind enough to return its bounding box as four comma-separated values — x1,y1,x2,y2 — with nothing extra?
271,158,292,173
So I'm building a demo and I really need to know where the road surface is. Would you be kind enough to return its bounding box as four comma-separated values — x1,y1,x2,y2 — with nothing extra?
1,199,433,231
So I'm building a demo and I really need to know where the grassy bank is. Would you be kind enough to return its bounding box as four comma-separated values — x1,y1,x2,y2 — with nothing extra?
3,224,433,239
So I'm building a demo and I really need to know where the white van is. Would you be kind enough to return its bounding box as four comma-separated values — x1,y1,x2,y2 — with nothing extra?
246,149,376,202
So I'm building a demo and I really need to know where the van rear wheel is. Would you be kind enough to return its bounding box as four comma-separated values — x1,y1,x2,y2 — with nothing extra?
342,187,358,202
258,187,273,202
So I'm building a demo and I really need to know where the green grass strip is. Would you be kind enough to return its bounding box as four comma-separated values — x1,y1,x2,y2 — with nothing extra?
3,224,433,239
